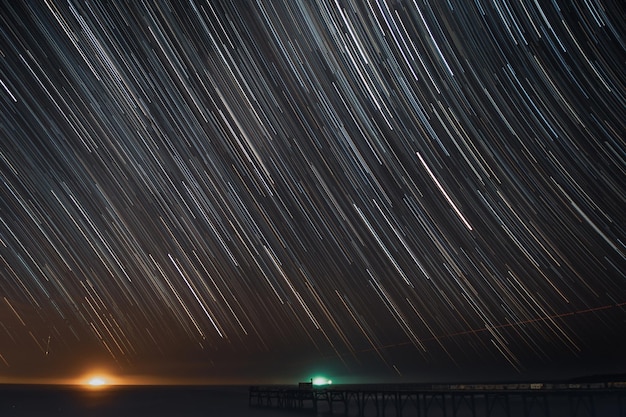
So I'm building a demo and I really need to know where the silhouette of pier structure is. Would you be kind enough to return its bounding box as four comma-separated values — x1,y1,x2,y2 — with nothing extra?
249,382,626,416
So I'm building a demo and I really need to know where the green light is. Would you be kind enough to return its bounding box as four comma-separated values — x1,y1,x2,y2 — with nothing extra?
312,377,332,386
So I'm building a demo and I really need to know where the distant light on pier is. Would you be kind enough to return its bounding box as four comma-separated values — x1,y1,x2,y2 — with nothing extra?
312,377,333,386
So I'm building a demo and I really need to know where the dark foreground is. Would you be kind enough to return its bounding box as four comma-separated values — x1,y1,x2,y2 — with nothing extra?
0,385,277,417
1,383,625,417
250,382,626,417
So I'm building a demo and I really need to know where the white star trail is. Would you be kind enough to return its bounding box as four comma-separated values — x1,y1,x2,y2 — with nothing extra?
0,0,624,382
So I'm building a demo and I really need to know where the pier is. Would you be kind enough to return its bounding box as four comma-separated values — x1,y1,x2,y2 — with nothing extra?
249,382,626,416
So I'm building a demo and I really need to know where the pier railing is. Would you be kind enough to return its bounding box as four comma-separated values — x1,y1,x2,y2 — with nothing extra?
249,382,626,416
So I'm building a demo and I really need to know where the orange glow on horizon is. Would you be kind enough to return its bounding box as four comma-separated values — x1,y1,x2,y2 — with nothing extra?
88,376,107,386
74,368,120,388
75,373,197,387
83,375,111,388
0,373,240,387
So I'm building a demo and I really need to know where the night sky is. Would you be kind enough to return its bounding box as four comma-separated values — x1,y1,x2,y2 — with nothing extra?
0,0,624,385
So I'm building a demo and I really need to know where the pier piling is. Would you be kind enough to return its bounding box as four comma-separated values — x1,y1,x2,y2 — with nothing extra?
249,382,626,416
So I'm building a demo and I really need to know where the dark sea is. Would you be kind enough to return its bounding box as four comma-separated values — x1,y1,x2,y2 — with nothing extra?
0,384,623,416
0,385,285,417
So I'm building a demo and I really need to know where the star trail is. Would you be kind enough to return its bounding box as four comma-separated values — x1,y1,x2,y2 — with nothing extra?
0,0,624,384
